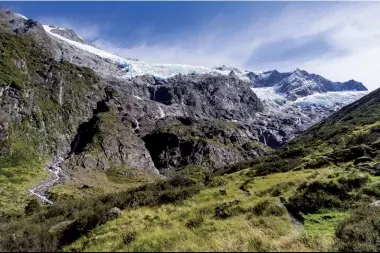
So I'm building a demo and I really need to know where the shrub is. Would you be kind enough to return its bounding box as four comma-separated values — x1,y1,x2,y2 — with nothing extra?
24,199,41,216
262,182,296,197
123,231,137,245
249,199,285,216
185,214,204,229
286,173,369,214
334,206,380,252
347,132,380,146
214,200,243,219
361,183,380,198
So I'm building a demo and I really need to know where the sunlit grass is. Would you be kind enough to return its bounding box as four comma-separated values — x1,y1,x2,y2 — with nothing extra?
65,167,339,252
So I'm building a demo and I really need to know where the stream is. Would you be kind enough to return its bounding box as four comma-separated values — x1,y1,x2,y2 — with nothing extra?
28,157,65,204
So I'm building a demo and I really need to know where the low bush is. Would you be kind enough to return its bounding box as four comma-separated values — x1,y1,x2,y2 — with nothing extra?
334,206,380,252
214,200,243,219
123,231,137,245
347,132,379,146
0,175,202,252
249,199,285,216
286,173,369,214
185,214,204,229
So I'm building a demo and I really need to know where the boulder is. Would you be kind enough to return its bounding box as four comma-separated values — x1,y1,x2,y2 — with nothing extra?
106,207,122,221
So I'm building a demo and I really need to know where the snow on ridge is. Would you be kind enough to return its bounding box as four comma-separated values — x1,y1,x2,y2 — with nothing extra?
14,13,28,20
42,24,250,81
252,86,369,113
294,91,369,108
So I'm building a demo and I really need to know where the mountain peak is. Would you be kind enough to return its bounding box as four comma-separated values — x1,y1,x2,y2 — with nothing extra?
48,24,99,48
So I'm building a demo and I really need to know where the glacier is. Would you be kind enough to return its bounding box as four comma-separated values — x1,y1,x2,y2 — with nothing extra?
43,25,250,81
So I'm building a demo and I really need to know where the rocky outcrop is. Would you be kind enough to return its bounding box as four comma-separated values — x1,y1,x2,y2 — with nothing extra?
49,25,99,48
142,118,268,174
63,91,158,174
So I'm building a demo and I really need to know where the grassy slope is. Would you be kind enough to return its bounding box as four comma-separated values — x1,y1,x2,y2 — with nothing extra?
65,167,342,252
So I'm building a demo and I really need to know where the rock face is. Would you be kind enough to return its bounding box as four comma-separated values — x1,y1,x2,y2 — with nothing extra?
142,118,267,174
63,89,158,174
49,25,98,48
62,73,266,173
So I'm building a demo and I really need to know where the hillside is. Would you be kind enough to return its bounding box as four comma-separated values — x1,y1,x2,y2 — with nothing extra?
61,87,380,252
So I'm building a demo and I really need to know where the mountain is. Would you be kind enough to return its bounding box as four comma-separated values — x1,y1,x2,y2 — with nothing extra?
0,9,379,252
249,68,367,100
3,69,379,252
249,68,368,147
0,9,370,208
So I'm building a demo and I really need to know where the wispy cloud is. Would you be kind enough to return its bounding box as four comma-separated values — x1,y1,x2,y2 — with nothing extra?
39,2,380,90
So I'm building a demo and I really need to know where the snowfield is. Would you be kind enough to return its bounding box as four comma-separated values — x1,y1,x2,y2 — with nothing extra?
252,87,369,114
14,12,28,20
294,91,369,109
43,24,368,117
43,25,250,81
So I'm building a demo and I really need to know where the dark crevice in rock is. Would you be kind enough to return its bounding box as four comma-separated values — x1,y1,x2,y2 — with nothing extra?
69,100,110,155
142,132,181,169
176,117,194,126
149,86,174,105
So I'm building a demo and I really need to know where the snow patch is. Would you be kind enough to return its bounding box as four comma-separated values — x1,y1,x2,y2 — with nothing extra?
252,87,369,115
14,13,28,20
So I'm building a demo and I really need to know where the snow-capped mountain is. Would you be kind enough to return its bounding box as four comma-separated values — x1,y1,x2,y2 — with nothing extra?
248,68,367,100
43,25,252,81
41,22,369,147
249,69,369,146
0,10,369,149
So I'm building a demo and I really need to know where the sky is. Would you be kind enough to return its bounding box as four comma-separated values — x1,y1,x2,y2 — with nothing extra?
2,1,380,90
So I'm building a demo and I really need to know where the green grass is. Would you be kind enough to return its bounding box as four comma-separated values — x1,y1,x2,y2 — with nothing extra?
0,160,47,219
303,211,349,246
49,167,160,203
64,167,338,252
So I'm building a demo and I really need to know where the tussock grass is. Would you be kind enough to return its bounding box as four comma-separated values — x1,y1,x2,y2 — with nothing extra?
65,168,338,252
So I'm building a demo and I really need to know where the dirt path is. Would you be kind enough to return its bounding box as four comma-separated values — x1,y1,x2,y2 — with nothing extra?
28,157,65,204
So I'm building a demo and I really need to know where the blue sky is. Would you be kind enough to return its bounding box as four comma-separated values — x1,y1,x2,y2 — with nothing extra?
2,1,380,90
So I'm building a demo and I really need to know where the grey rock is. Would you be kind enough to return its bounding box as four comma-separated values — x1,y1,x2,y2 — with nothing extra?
370,201,380,208
106,207,122,221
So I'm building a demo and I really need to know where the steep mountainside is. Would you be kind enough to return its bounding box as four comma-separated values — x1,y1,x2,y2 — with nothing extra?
0,10,268,213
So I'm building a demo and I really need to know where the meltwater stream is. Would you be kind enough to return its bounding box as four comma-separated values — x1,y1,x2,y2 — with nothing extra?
28,157,65,204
